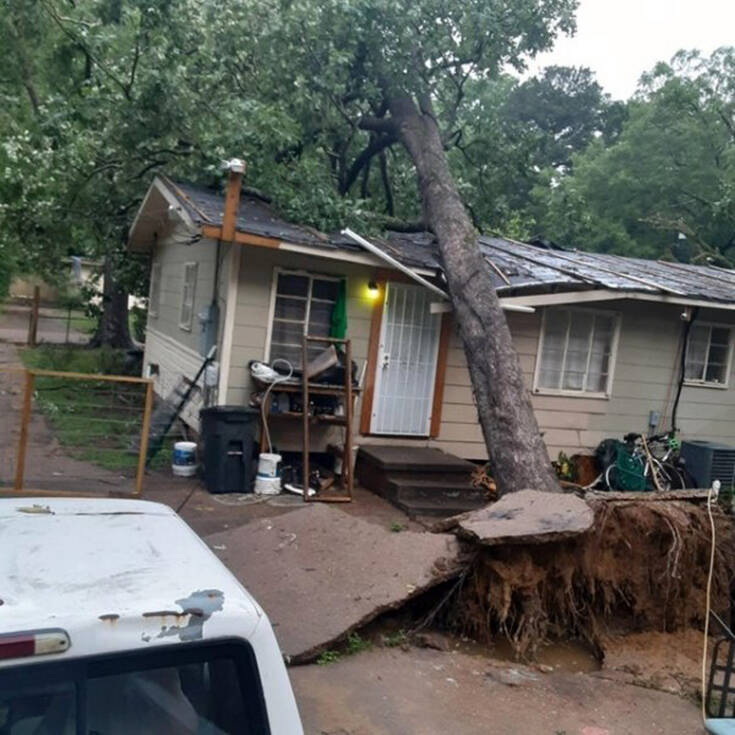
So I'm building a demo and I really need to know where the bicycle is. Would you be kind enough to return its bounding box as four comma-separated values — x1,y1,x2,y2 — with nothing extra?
602,431,692,492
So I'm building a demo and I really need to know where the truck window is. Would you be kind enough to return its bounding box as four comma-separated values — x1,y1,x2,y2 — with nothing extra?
0,640,269,735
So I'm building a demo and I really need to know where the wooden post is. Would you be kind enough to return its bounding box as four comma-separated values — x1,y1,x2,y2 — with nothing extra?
134,380,154,497
344,338,353,498
302,335,311,502
14,370,35,491
27,286,40,347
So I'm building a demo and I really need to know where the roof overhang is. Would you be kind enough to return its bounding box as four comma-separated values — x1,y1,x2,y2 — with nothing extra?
127,177,197,253
499,287,735,312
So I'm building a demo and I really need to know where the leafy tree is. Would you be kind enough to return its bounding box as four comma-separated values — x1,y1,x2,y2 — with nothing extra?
224,0,578,493
536,48,735,264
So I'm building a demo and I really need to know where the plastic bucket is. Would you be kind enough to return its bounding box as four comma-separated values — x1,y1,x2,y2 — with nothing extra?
257,453,282,478
254,475,281,495
172,441,198,477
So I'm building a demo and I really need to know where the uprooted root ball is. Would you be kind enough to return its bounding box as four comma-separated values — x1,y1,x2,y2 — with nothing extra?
447,499,735,659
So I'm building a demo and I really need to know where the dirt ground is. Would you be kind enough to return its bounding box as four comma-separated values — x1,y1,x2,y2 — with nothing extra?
290,646,704,735
0,342,134,493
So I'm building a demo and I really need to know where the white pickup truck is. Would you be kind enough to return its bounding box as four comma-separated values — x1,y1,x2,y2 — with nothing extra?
0,497,303,734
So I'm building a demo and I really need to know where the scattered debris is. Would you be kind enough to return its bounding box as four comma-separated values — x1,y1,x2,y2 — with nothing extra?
485,664,540,687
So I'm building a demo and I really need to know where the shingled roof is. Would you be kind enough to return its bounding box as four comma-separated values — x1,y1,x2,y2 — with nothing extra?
139,176,735,306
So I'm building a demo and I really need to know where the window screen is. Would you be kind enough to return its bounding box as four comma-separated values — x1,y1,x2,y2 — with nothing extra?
685,324,732,385
179,262,198,330
269,271,340,367
537,309,618,394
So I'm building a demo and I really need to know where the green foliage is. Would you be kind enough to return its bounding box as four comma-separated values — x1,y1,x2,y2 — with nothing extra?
536,49,735,264
345,633,372,655
21,345,126,375
316,649,341,666
382,630,408,648
390,521,404,533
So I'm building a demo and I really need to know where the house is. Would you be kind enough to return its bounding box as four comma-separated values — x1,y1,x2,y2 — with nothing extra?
127,167,735,471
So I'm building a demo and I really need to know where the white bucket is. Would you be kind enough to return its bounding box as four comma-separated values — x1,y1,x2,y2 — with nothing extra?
257,452,282,478
254,475,281,495
172,441,198,477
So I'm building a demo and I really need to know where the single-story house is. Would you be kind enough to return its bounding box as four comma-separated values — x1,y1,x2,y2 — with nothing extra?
127,168,735,464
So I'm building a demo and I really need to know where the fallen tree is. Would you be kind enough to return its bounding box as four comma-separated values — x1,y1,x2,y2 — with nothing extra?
445,498,735,658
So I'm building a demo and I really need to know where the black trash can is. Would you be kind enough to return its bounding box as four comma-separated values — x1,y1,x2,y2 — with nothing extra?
200,406,259,494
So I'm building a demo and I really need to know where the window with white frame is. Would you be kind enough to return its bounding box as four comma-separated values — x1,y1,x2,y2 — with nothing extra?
267,270,341,367
148,262,161,318
179,262,198,331
535,308,619,395
684,323,733,387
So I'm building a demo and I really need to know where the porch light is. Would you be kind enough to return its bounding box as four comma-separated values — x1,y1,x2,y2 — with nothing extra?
367,280,379,298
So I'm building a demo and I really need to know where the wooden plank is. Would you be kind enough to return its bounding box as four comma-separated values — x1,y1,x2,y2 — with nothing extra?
201,224,282,249
221,168,243,242
14,371,34,491
430,312,452,438
360,280,385,434
27,368,152,385
586,489,712,502
134,380,154,497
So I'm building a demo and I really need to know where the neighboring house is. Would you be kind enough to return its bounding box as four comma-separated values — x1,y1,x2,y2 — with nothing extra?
127,171,735,462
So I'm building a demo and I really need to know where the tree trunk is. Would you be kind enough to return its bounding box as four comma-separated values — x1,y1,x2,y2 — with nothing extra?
89,256,134,349
388,94,559,494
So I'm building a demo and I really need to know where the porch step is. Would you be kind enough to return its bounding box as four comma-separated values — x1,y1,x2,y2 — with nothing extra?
356,445,475,473
355,446,488,518
394,496,487,518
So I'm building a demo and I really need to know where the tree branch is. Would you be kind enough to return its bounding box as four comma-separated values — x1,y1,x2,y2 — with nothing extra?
340,133,397,195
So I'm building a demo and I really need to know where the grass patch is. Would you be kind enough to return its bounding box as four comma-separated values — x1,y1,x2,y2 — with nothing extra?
315,633,373,665
19,346,167,473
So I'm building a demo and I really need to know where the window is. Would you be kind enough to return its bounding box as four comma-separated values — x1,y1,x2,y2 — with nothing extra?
267,270,341,367
179,262,198,331
535,308,619,396
0,641,270,734
685,323,733,387
149,262,161,318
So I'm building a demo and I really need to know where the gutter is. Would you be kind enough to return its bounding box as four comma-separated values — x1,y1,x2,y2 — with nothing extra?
341,228,534,314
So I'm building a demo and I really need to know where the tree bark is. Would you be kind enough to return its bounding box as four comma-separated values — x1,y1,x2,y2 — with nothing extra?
387,94,559,494
89,256,134,349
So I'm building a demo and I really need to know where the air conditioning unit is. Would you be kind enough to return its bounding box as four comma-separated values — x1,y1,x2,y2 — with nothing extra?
680,440,735,489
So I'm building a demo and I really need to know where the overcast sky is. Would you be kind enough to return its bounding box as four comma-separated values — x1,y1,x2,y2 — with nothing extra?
525,0,735,100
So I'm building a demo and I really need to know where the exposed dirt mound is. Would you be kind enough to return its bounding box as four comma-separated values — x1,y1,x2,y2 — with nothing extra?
448,499,735,659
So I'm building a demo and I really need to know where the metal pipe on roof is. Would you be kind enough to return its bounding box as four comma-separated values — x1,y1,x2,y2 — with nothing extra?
341,228,534,313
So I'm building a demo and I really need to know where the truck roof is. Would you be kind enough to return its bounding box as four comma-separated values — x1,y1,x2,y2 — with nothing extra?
0,497,263,663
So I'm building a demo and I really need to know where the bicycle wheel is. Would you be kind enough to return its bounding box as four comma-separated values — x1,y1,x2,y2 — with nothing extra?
604,464,618,490
660,463,688,490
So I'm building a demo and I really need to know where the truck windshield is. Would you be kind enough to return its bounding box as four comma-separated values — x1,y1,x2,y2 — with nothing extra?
0,640,269,735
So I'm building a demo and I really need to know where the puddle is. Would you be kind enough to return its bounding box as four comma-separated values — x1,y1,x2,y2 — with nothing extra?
457,636,600,673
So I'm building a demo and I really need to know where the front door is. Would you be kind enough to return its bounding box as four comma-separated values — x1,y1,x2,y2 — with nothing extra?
370,282,442,436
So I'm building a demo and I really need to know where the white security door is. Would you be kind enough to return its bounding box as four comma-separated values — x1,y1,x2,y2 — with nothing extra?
370,283,442,435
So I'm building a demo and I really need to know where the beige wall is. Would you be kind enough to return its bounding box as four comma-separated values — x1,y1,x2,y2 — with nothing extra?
438,300,735,461
149,237,735,459
143,232,227,417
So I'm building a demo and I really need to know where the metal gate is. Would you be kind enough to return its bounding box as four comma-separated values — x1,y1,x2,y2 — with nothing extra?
0,368,153,497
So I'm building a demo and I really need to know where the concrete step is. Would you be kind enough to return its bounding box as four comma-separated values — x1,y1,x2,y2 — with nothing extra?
394,495,487,518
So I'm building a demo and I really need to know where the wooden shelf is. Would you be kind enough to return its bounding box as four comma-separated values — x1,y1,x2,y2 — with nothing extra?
259,381,360,397
267,411,348,426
